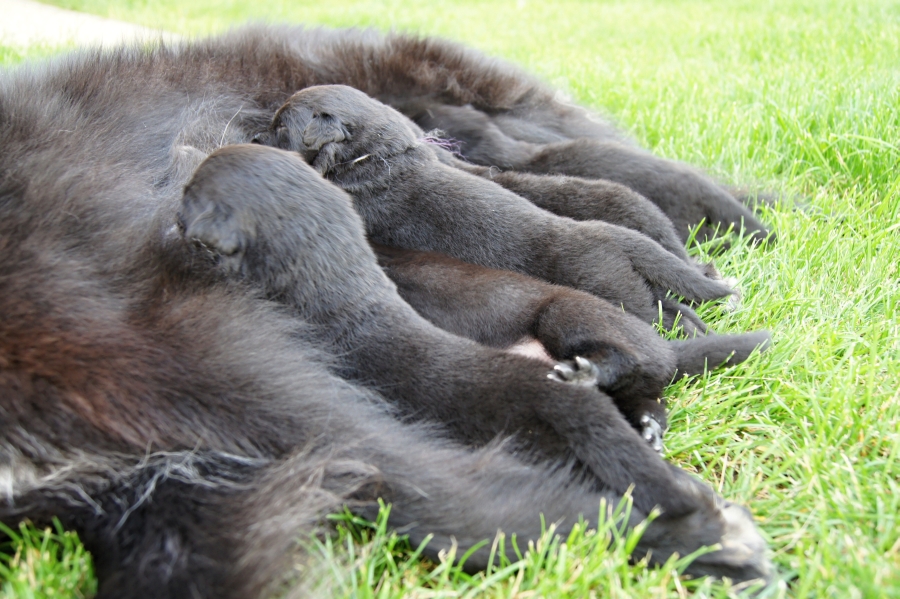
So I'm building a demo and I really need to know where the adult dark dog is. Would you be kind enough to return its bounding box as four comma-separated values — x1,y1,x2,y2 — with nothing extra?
0,26,772,598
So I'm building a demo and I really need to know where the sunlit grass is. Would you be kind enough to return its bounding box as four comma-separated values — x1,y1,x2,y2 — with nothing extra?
0,521,96,599
300,501,749,598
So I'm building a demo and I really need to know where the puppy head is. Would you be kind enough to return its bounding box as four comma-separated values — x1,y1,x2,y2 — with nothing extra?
254,85,420,174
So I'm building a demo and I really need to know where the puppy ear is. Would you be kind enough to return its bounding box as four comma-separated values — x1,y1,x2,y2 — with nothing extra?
301,114,351,152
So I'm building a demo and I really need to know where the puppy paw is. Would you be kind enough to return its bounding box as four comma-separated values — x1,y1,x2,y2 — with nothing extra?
688,501,775,591
548,356,601,387
638,487,774,589
722,276,742,311
639,413,664,453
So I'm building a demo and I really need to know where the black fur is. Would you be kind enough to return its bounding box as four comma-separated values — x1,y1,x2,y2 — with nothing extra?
0,26,772,598
452,163,693,261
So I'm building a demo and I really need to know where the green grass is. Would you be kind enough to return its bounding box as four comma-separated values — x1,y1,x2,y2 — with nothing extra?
302,500,751,598
0,44,68,66
2,0,899,597
0,521,96,599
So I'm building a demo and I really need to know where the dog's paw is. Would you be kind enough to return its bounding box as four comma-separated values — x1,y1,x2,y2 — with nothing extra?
548,356,602,387
688,501,775,591
639,413,664,453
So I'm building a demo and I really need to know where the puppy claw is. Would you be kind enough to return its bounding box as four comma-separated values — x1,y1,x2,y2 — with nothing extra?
574,356,593,371
639,413,664,453
723,276,742,311
547,356,602,387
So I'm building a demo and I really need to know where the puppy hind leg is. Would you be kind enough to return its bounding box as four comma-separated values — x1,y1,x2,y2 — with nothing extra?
522,139,772,245
378,248,674,452
315,412,773,587
484,170,693,262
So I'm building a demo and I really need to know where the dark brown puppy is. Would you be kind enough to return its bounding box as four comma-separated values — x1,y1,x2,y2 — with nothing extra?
374,243,771,451
449,162,693,261
256,84,736,327
402,101,772,244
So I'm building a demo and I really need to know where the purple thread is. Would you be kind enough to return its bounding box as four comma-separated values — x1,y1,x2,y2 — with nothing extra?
419,132,465,157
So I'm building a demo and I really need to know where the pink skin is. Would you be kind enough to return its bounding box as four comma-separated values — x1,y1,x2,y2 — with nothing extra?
505,337,555,364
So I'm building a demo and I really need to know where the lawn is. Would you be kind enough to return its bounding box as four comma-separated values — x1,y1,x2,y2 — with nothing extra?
2,0,899,597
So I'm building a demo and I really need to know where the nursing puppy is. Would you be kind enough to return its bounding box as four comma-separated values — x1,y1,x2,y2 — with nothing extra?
400,100,772,244
256,85,735,328
374,243,771,451
180,145,695,503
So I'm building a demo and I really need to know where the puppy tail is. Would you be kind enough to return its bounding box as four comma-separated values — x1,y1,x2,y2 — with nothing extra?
670,330,771,375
